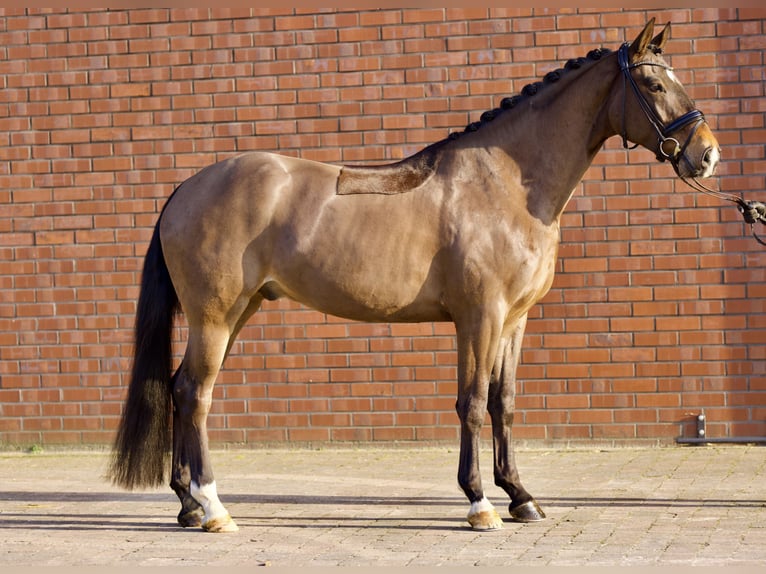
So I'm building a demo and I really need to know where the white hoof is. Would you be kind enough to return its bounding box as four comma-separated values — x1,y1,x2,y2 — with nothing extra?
467,497,504,531
202,514,239,533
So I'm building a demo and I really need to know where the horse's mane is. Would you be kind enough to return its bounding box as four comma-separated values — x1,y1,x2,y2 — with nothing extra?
430,47,614,150
337,47,615,195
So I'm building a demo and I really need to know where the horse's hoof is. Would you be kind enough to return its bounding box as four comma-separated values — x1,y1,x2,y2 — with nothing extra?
177,507,204,528
468,509,504,531
509,500,546,523
467,498,504,531
202,514,239,533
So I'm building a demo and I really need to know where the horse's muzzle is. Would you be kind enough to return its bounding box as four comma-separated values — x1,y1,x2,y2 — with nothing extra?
676,145,719,180
673,122,720,180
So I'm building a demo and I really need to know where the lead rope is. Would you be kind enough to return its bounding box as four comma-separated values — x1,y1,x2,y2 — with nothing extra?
676,174,766,246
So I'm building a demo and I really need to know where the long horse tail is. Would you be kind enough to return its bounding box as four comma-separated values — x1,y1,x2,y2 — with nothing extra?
109,219,178,490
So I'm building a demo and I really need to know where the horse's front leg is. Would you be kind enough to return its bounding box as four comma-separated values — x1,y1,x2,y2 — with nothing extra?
455,316,504,531
488,314,546,522
170,326,238,533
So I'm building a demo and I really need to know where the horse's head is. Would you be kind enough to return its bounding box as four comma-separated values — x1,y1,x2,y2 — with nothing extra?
614,18,720,180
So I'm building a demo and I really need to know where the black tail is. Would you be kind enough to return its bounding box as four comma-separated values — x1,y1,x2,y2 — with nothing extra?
109,221,178,489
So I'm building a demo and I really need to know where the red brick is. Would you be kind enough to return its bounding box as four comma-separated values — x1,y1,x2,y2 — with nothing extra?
1,8,763,447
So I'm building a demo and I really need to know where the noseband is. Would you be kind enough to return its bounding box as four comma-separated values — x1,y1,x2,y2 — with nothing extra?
618,43,706,176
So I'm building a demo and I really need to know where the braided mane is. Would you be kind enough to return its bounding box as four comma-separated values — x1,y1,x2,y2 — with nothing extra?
447,47,613,140
338,47,616,195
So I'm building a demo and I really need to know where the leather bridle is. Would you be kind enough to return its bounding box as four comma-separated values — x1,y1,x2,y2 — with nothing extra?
617,42,706,177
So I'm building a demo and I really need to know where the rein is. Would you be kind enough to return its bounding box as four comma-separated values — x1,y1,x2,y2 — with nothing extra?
617,43,766,246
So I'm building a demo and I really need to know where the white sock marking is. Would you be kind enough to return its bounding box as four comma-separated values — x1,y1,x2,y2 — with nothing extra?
469,496,495,516
191,480,229,522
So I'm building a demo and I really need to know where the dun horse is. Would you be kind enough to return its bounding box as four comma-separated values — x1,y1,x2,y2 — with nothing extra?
110,20,720,532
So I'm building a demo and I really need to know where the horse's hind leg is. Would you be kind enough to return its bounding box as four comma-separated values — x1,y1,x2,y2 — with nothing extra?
171,370,204,528
488,314,545,522
170,295,263,531
170,322,238,532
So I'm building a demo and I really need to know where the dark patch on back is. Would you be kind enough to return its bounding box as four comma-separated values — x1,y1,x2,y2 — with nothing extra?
337,147,440,196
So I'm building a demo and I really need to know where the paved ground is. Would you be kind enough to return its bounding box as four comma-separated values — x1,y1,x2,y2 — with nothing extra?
0,445,764,567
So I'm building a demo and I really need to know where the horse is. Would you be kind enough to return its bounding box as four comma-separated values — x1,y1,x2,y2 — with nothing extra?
109,19,720,533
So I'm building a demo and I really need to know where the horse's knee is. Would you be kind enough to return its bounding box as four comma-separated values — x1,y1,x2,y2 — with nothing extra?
488,403,515,428
456,396,487,432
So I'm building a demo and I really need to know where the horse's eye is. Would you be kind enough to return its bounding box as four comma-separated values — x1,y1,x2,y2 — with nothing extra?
648,83,665,94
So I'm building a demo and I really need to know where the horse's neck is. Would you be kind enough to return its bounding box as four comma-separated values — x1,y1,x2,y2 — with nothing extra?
465,54,619,225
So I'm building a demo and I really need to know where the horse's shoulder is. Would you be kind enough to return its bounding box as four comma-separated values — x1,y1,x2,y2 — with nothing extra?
337,149,440,196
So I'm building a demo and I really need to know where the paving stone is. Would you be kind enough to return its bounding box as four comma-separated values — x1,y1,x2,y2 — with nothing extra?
0,446,764,566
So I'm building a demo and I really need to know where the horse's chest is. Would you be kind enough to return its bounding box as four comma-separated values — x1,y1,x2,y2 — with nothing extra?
511,245,557,307
493,223,559,313
454,215,558,316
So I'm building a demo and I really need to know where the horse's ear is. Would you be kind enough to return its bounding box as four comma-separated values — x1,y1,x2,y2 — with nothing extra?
650,22,671,52
629,18,656,59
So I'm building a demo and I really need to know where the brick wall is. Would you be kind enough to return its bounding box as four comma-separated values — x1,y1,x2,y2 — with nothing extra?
1,8,765,447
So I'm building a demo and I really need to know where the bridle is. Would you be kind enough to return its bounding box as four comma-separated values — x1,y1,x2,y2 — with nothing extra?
617,42,705,175
617,42,766,245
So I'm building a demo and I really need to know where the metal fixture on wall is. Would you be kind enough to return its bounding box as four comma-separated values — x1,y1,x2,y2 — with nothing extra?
676,412,766,445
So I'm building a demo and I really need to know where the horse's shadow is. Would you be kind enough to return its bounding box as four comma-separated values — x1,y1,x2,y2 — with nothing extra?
224,493,766,509
0,491,763,532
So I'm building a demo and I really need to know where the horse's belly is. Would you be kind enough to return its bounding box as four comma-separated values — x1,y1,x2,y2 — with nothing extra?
266,189,452,322
271,233,448,322
271,256,450,323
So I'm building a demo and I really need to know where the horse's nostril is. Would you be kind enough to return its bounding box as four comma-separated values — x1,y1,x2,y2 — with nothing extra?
698,146,720,177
